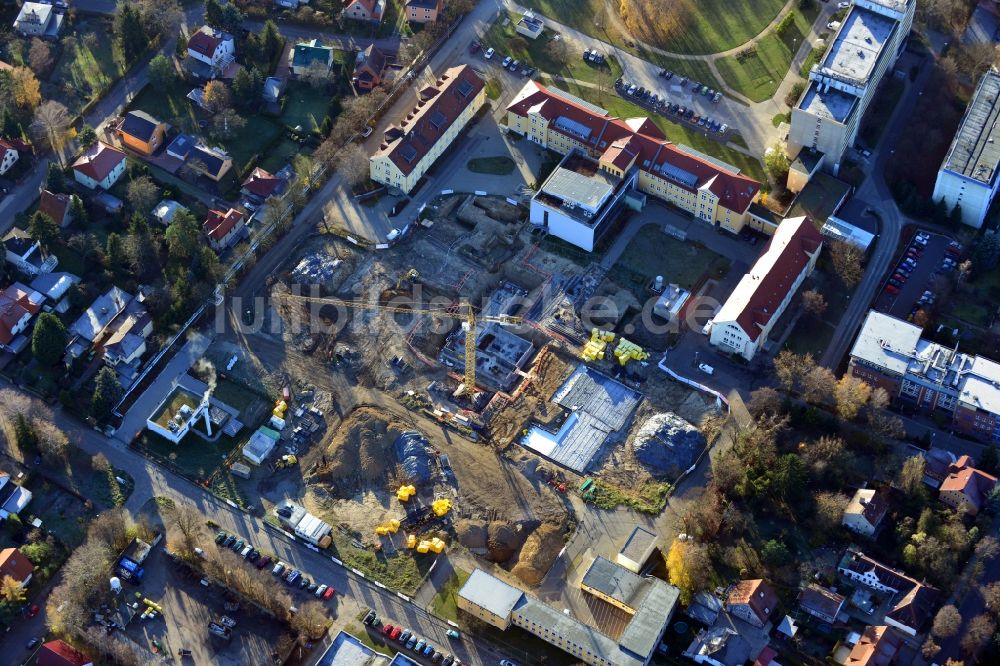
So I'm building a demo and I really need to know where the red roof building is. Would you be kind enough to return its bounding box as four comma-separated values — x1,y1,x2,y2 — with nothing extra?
0,282,43,347
71,141,126,190
203,207,245,251
846,626,901,666
38,190,72,228
709,216,823,360
0,547,34,586
726,579,779,628
37,639,93,666
940,456,998,515
241,167,285,200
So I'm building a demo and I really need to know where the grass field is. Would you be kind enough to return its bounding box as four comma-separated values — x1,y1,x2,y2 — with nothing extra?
258,137,307,173
520,0,788,55
715,9,816,102
429,567,471,621
609,224,731,299
467,156,515,174
281,81,335,133
482,11,623,85
540,75,766,181
49,20,126,114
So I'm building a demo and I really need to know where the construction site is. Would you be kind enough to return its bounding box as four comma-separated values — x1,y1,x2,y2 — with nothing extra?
215,194,718,589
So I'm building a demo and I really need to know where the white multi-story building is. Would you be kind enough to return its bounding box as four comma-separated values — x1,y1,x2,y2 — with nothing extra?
932,70,1000,228
709,216,823,361
788,0,914,175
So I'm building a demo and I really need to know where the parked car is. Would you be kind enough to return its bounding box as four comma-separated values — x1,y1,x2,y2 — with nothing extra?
315,584,328,598
469,41,480,53
415,639,427,652
239,545,252,559
27,604,39,618
284,570,300,585
627,84,637,95
272,561,286,576
713,91,722,102
423,644,435,657
433,652,443,663
443,656,455,666
838,1,850,7
215,531,227,544
484,47,495,59
298,576,311,589
406,636,417,649
363,610,377,625
885,284,900,295
26,638,40,651
231,539,245,552
698,363,714,375
383,624,396,636
223,535,236,548
255,555,271,570
391,626,402,640
447,629,461,639
399,629,412,643
719,123,728,133
501,55,512,67
322,586,335,600
509,59,520,71
888,278,903,288
500,660,519,666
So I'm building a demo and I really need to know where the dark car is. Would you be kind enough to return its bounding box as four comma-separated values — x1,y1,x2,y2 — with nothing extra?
256,555,272,570
215,531,227,544
433,652,443,663
469,41,480,53
298,576,311,589
26,637,40,650
885,284,900,295
231,539,245,552
399,630,412,643
223,535,236,548
888,278,903,288
363,610,376,625
307,582,319,593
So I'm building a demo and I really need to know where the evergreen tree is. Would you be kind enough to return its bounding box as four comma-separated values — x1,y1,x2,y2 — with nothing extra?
28,210,58,249
204,0,225,29
45,161,64,191
68,195,87,225
949,203,963,227
115,3,147,64
91,366,123,421
105,232,125,268
31,312,66,366
13,413,37,453
260,20,283,63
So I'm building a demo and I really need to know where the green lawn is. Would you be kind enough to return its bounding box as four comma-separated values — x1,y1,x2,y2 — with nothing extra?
609,224,731,299
49,20,126,114
281,81,335,133
333,536,435,594
485,77,503,100
429,567,471,621
715,9,815,102
258,138,306,173
467,156,515,175
540,75,765,181
950,267,1000,327
483,11,623,85
519,0,787,55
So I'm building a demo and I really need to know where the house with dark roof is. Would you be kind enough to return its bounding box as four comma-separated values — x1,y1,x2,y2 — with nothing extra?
3,228,57,277
797,584,845,624
405,0,443,23
188,145,233,182
506,80,760,241
343,0,385,24
241,167,288,202
71,141,127,190
38,190,73,228
0,471,33,521
30,271,80,313
725,579,779,628
939,454,998,515
116,111,167,156
842,488,889,537
709,216,822,361
166,133,197,161
0,137,21,174
352,44,388,91
67,286,150,365
36,639,93,666
291,39,335,77
0,547,34,587
185,26,235,80
370,64,486,194
838,549,939,636
262,76,286,104
203,207,245,251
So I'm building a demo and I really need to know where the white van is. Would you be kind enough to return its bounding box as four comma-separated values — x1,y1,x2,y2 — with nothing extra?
698,363,715,375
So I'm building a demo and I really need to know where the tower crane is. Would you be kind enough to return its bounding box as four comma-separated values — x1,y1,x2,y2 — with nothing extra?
282,293,522,392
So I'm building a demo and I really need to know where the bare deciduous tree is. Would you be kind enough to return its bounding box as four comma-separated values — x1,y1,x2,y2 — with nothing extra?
335,143,370,188
801,289,827,318
933,604,963,639
126,175,160,214
834,375,871,420
31,100,71,166
747,387,782,417
773,350,816,393
802,366,836,405
290,600,330,640
829,240,865,289
813,491,850,533
28,38,52,74
960,613,994,655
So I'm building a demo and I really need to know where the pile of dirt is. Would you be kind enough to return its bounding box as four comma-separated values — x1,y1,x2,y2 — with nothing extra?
486,521,525,563
633,412,705,477
511,523,565,586
307,407,405,492
455,518,488,555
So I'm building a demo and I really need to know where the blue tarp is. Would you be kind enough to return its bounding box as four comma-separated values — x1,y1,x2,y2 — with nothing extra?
394,431,433,483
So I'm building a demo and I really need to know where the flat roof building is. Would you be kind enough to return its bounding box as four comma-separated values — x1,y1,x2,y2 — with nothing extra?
788,0,914,176
933,69,1000,228
617,526,658,573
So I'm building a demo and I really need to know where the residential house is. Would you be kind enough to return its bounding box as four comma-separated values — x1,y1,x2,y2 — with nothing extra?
797,584,844,624
725,579,778,628
709,216,823,361
516,13,545,39
0,547,34,587
0,282,44,353
38,190,73,228
405,0,443,23
116,111,167,156
152,199,188,226
290,39,334,77
13,2,63,38
845,625,902,666
0,471,33,520
352,44,388,91
371,64,486,194
343,0,385,24
165,134,197,161
3,228,57,277
203,207,246,251
30,272,80,313
36,640,93,666
848,310,1000,444
67,287,150,363
241,167,288,203
506,80,760,242
0,138,20,174
939,454,998,515
838,549,938,636
185,26,236,80
71,141,127,190
188,144,233,182
922,447,958,488
842,488,889,537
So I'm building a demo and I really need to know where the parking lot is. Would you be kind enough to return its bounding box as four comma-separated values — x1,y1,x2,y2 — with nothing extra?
614,74,730,136
873,230,959,321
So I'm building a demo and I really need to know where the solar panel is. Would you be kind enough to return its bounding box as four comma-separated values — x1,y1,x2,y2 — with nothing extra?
430,111,447,129
554,116,591,140
401,145,418,163
457,80,474,98
659,162,698,188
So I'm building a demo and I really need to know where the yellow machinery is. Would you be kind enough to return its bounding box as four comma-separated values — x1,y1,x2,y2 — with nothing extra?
397,485,416,502
277,454,297,468
375,518,401,536
581,328,615,361
272,400,287,418
282,294,522,392
432,498,452,517
613,338,649,366
406,534,417,549
396,268,419,289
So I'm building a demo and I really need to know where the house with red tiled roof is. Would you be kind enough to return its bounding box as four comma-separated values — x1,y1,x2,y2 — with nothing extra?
352,44,388,91
0,546,34,587
725,579,778,628
845,625,901,666
203,207,245,252
240,167,288,202
405,0,443,23
939,455,998,515
0,281,44,353
709,216,822,361
36,639,93,666
38,190,73,228
344,0,385,23
71,141,126,190
185,26,235,80
370,64,486,194
506,80,759,249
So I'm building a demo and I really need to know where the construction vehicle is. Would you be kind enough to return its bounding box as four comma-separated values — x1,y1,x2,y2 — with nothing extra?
282,294,522,393
396,268,419,290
